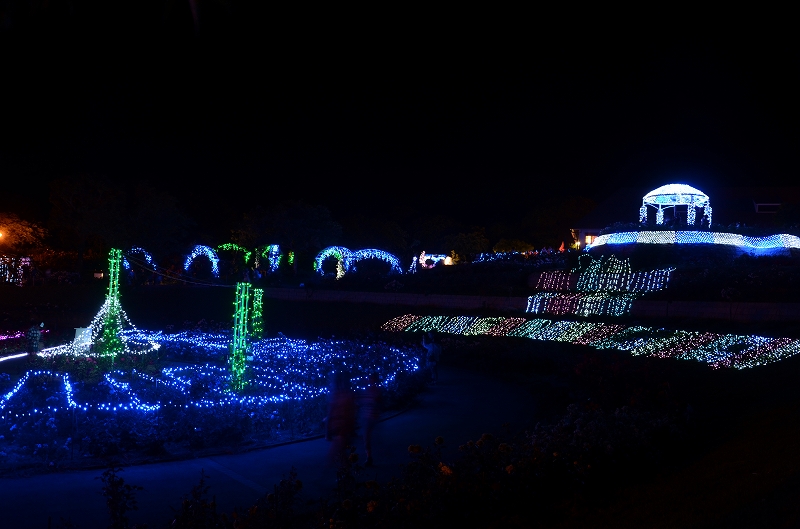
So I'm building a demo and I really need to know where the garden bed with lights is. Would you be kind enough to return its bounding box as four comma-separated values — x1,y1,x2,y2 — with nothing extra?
5,288,800,526
0,323,428,476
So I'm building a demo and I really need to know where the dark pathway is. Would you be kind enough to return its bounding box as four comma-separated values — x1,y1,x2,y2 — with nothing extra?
0,366,539,528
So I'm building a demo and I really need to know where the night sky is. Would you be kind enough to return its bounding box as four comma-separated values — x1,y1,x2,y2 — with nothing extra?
2,7,798,237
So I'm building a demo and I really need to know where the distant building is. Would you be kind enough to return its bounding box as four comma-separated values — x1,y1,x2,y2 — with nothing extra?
711,186,800,226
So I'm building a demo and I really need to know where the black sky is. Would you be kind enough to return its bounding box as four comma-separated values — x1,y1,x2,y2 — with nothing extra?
2,7,798,232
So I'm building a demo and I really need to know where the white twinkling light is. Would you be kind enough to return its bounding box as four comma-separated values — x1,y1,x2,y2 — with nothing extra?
350,249,403,275
590,231,800,251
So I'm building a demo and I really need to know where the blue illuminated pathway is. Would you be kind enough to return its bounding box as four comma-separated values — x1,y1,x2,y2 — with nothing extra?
0,365,539,529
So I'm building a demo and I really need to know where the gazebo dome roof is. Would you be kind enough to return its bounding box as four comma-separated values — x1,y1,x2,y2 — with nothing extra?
643,184,709,207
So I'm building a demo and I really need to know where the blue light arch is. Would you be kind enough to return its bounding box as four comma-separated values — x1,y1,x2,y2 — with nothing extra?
184,245,221,278
123,247,156,270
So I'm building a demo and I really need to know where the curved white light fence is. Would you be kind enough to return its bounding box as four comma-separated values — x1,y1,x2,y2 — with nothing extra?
350,249,403,274
588,231,800,251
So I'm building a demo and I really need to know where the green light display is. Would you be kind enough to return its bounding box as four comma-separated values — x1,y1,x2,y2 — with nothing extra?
251,288,264,340
98,249,124,359
218,243,253,265
230,282,251,390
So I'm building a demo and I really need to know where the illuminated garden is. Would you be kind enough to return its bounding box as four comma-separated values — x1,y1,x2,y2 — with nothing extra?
0,250,424,472
3,182,800,527
5,13,800,524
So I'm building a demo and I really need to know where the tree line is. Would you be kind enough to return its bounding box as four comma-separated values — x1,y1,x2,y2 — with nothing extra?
0,175,598,278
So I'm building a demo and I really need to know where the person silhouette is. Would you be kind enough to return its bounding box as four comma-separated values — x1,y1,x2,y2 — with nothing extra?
358,373,381,466
421,332,441,384
26,322,43,357
325,371,357,467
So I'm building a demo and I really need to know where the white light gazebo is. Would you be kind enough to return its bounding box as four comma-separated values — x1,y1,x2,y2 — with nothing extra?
639,183,712,228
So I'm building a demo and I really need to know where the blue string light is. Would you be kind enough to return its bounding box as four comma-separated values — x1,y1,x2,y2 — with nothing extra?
261,245,283,273
122,247,156,270
1,285,408,420
184,245,221,277
2,334,421,419
314,246,352,278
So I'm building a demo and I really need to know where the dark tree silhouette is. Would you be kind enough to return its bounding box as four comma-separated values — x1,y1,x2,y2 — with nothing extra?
521,196,597,249
445,227,490,261
234,201,342,273
48,175,125,274
493,238,535,253
124,183,194,262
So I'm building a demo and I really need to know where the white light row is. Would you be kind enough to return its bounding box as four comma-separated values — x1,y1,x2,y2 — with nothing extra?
589,231,800,251
526,292,639,317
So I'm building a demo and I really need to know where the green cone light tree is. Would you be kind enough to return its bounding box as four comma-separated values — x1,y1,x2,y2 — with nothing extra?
98,248,125,359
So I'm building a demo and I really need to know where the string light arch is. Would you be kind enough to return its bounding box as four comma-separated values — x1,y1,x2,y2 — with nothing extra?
314,246,352,279
122,247,156,271
184,245,221,278
350,249,403,275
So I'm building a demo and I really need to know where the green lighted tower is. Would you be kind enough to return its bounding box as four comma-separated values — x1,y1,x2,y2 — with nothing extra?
98,248,125,359
230,282,251,390
251,288,264,340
